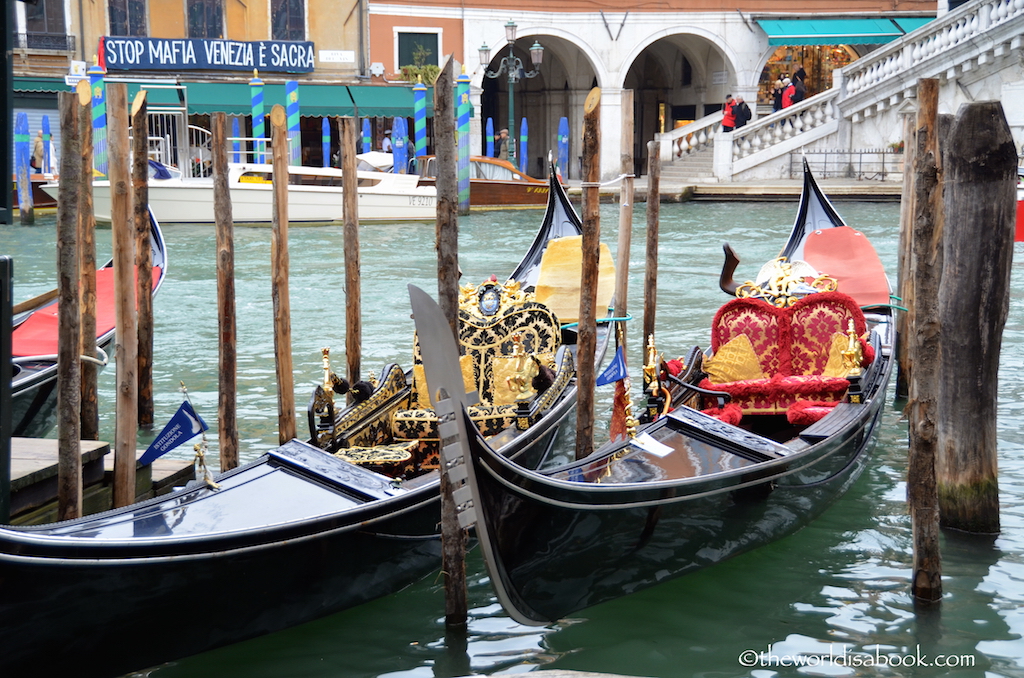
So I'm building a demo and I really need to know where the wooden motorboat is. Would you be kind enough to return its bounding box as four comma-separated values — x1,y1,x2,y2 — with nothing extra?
40,161,437,225
9,208,167,438
0,165,612,678
432,160,896,625
413,155,550,209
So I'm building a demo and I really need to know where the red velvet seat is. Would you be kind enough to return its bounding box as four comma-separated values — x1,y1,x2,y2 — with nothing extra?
699,291,869,416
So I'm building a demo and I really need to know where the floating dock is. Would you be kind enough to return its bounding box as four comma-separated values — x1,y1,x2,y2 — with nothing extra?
8,437,194,525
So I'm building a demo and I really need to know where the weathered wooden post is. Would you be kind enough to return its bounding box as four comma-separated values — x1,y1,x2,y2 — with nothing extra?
108,82,138,508
434,55,468,627
212,112,239,470
56,91,83,520
270,104,297,444
131,91,154,429
575,87,601,461
77,80,99,441
936,101,1016,535
340,116,361,389
906,78,942,603
643,139,661,366
615,90,634,351
895,106,918,400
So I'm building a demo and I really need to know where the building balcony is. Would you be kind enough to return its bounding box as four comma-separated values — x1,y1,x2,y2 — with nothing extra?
17,33,76,53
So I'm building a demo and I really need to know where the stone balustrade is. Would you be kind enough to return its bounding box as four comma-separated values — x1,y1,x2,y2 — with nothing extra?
731,91,840,162
701,0,1023,180
655,111,723,163
844,0,1023,100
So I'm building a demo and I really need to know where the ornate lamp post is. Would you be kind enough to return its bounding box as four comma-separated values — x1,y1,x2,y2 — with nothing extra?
479,21,543,165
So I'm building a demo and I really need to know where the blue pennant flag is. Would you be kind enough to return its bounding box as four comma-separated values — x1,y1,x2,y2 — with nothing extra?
140,401,209,466
596,345,628,387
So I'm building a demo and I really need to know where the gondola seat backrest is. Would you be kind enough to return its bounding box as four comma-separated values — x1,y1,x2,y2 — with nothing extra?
700,291,870,416
393,294,564,442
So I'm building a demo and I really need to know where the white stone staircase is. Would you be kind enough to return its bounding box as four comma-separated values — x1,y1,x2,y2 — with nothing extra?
656,0,1024,181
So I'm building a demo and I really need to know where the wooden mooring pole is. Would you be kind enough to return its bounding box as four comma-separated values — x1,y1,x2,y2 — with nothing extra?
270,104,296,444
107,82,138,509
643,140,661,365
906,78,942,603
575,87,601,462
132,91,154,430
615,90,634,354
56,91,83,520
77,80,99,441
212,112,239,470
340,116,361,390
434,56,468,628
936,101,1016,535
895,105,917,401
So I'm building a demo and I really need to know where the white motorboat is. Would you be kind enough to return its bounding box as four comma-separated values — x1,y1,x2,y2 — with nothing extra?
42,161,436,225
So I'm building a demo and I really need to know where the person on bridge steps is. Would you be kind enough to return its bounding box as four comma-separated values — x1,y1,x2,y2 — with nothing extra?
733,96,751,128
721,94,736,132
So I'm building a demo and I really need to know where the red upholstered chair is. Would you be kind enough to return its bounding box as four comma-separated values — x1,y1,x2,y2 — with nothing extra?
699,291,871,419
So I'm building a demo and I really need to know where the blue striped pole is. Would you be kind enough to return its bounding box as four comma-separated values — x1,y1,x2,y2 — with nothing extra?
557,116,569,180
322,117,330,167
519,117,529,174
14,113,32,218
232,117,241,163
486,118,494,158
361,118,371,154
250,70,265,163
286,80,300,165
41,115,52,174
393,117,408,174
457,68,471,213
413,78,427,159
89,62,108,176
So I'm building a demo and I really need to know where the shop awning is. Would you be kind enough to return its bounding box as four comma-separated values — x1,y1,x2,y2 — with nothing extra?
12,77,440,118
757,18,933,45
14,77,73,93
182,82,357,117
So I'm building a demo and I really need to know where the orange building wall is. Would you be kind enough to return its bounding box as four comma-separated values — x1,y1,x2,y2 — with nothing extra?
309,0,362,73
149,0,186,39
369,15,464,79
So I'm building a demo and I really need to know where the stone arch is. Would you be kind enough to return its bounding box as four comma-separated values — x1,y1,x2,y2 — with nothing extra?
472,28,604,178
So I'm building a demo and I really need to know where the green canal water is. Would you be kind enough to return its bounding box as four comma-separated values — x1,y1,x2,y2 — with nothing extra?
3,199,1024,678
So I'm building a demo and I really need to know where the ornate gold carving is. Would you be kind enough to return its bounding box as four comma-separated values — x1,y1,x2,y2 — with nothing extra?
505,334,539,401
841,319,864,377
643,333,658,390
321,347,334,401
736,257,837,307
459,277,534,319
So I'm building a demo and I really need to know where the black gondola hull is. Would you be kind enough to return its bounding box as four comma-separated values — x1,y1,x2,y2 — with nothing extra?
469,391,886,623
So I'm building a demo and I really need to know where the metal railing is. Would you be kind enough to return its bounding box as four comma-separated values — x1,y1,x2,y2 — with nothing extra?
789,149,905,181
17,33,76,52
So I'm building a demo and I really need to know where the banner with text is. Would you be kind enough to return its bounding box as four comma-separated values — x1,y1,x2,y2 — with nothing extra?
100,36,316,73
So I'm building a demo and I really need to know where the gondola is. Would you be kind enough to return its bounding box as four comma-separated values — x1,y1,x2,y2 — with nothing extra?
9,207,167,437
431,160,896,625
0,164,613,678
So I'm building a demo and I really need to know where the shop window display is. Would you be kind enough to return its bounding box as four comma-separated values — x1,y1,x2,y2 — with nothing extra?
758,45,859,108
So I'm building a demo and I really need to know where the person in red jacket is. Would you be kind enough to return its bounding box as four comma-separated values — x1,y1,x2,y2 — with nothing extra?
721,94,736,131
781,78,795,108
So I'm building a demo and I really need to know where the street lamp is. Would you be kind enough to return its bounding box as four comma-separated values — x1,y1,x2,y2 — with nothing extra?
479,20,543,165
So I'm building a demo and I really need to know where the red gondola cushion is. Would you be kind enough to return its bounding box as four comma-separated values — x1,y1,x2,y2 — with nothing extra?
12,266,162,358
